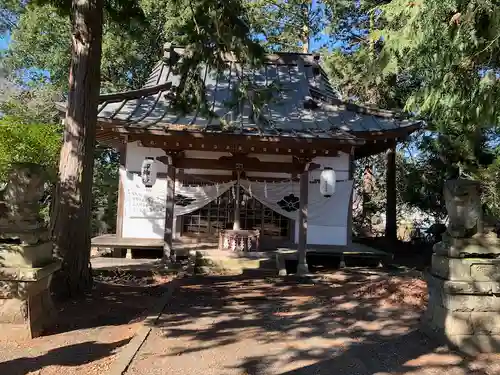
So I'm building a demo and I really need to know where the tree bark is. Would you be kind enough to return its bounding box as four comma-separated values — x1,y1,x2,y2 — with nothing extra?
51,0,103,298
385,145,397,243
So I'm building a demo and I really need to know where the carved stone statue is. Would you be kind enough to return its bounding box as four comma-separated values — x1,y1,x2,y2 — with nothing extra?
0,162,47,237
0,162,60,339
443,179,482,238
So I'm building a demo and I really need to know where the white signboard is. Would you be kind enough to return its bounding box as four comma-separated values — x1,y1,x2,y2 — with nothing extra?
126,187,167,218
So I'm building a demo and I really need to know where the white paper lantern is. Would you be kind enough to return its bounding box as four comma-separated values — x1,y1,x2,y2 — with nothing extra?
141,157,157,187
320,167,336,197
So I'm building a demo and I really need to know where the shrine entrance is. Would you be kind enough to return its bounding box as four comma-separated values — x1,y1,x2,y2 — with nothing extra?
180,186,293,249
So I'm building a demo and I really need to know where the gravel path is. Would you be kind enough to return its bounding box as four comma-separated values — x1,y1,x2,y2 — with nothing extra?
126,270,500,375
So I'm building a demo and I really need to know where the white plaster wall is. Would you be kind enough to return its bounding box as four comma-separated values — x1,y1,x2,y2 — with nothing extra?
294,153,351,246
121,144,294,239
122,142,175,239
121,142,352,246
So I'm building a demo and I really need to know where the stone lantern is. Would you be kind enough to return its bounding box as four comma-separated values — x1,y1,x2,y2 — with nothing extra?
422,179,500,354
0,163,61,339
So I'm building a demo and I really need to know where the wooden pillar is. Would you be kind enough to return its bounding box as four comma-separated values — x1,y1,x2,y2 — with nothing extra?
164,160,176,262
115,144,126,238
385,145,397,242
347,151,355,246
297,170,309,275
233,169,241,230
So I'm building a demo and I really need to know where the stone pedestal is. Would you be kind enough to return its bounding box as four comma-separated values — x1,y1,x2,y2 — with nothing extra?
422,179,500,355
0,261,61,339
0,162,61,339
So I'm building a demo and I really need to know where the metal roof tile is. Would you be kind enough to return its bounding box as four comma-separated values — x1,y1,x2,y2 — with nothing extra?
89,51,421,139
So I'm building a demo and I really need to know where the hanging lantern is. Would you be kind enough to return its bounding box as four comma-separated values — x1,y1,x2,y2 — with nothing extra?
320,167,336,197
141,157,157,188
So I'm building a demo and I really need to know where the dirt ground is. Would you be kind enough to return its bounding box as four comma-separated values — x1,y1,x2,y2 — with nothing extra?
0,270,174,375
127,270,500,375
2,267,500,375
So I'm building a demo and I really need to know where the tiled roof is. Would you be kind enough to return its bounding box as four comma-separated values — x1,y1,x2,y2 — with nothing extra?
60,47,422,140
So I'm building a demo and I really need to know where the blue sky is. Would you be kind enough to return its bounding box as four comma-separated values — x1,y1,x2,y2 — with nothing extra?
0,32,9,50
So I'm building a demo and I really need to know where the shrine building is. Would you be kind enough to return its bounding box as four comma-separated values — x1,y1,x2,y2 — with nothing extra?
80,44,422,262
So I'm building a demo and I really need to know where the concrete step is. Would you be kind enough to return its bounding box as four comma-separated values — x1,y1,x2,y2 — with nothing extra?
193,250,276,274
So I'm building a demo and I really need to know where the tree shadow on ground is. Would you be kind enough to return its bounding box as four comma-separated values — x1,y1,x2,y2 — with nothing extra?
143,269,498,375
0,338,131,375
46,277,169,335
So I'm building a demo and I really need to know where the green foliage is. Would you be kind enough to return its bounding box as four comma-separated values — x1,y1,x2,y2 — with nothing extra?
5,4,70,88
0,116,62,182
0,83,61,123
92,148,119,235
0,0,22,33
480,149,500,219
160,0,265,115
324,47,418,107
3,2,161,92
373,1,500,148
246,0,319,52
1,0,265,238
365,0,500,216
245,0,360,52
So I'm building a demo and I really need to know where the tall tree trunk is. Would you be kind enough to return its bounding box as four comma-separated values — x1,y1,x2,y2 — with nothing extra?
51,0,103,298
301,1,310,53
385,146,397,243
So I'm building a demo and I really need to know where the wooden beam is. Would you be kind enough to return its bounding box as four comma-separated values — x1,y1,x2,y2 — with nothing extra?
107,130,355,155
99,82,173,104
127,170,327,184
385,145,397,242
168,155,306,174
354,138,401,159
297,170,309,275
176,172,296,184
164,162,176,262
116,143,127,238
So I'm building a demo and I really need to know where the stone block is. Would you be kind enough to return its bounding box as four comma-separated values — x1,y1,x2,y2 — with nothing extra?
0,288,55,338
431,254,500,282
0,261,60,338
422,322,500,355
423,303,472,334
433,233,500,258
0,241,53,268
0,298,27,324
426,272,500,295
0,260,61,282
0,226,50,245
428,287,500,312
423,303,500,335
